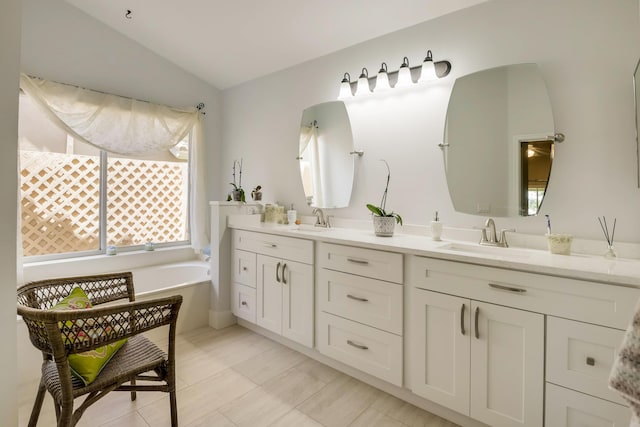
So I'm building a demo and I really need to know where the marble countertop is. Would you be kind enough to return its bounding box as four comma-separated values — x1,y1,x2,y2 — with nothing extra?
227,216,640,288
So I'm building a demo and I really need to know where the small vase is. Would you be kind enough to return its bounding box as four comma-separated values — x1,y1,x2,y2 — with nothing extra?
252,191,262,201
373,216,396,237
232,190,242,202
604,244,617,259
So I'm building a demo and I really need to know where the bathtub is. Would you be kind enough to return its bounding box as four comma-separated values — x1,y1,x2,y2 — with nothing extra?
131,260,211,296
131,260,212,336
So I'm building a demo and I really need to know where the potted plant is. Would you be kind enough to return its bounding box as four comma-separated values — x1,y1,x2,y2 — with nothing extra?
366,159,402,237
251,185,262,201
229,159,245,202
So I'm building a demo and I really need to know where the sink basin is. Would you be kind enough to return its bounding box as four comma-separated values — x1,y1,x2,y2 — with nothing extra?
438,242,532,259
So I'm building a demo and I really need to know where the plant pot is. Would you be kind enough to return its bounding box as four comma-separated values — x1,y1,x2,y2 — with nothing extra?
372,216,396,237
232,190,243,202
252,191,262,201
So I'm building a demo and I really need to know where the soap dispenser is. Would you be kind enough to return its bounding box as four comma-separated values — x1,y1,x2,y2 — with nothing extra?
287,204,297,225
430,211,443,241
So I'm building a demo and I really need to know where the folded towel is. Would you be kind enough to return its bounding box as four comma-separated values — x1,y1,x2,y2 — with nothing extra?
609,298,640,418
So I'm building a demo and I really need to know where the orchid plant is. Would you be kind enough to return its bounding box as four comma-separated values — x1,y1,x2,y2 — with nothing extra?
366,159,402,225
228,159,245,202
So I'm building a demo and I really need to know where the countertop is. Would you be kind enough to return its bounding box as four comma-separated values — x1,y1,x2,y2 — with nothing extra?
227,216,640,288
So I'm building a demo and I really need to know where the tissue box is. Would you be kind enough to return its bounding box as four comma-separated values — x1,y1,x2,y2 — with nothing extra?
546,233,573,255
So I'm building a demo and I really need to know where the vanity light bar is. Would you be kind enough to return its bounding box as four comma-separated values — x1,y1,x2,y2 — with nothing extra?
338,51,452,99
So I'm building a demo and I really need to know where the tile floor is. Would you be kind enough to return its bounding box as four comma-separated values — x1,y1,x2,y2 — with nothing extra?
18,325,459,427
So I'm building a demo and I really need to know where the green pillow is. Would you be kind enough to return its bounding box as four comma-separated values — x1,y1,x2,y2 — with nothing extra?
52,287,127,385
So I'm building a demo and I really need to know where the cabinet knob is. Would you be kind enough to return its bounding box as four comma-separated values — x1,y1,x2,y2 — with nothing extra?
241,301,247,306
586,357,595,366
242,267,248,271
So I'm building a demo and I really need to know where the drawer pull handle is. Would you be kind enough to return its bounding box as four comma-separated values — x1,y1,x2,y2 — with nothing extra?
276,262,281,283
241,301,248,306
282,263,287,285
474,307,480,339
461,303,466,336
265,243,278,248
347,340,369,350
586,357,595,366
347,258,369,265
347,294,369,302
488,283,527,293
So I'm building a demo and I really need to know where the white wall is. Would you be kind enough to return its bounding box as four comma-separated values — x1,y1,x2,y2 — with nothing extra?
222,0,640,242
21,0,224,203
1,0,20,423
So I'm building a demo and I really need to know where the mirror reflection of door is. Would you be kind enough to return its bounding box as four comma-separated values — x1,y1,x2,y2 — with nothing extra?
520,140,553,216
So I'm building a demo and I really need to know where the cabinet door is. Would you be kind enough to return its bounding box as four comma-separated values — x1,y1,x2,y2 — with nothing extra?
256,254,282,335
470,301,544,427
281,260,314,348
410,289,470,415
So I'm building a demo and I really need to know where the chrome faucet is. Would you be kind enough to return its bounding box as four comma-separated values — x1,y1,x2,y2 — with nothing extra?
484,218,499,244
480,218,514,247
312,208,330,228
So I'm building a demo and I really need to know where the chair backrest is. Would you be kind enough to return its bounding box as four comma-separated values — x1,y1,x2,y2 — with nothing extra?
17,272,136,354
17,272,135,310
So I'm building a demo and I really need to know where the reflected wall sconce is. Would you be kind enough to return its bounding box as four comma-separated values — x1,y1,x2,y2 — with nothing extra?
338,50,451,99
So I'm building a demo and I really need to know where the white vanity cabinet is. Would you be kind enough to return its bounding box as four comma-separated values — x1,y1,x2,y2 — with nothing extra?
317,242,404,386
408,255,639,427
410,288,544,427
232,229,314,348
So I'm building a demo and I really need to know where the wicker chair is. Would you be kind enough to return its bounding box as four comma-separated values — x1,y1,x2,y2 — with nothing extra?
17,272,182,427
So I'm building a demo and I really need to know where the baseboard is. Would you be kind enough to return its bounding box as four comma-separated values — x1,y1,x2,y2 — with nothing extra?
208,309,237,329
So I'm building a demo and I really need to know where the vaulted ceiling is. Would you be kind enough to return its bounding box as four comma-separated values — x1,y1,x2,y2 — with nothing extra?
64,0,491,89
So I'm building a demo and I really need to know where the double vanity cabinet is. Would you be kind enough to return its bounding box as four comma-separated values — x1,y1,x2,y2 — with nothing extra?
228,224,640,427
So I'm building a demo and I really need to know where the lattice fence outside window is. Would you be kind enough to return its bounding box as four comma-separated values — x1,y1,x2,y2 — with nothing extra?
20,151,187,257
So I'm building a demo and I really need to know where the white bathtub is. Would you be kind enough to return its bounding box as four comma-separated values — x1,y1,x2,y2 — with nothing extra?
131,261,212,336
131,260,211,296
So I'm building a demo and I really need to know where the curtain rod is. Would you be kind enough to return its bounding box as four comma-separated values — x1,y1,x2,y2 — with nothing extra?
23,74,205,114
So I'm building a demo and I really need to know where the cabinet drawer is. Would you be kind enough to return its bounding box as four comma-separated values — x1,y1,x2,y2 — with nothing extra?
318,242,403,284
547,316,626,405
317,312,402,386
231,283,256,323
234,230,313,264
545,383,630,426
318,269,402,335
408,256,640,329
232,249,256,288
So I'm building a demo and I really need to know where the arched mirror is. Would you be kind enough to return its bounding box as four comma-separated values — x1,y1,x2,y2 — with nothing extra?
298,101,354,208
443,63,559,217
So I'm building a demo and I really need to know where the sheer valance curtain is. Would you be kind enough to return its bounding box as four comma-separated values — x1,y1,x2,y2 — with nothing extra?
18,73,208,254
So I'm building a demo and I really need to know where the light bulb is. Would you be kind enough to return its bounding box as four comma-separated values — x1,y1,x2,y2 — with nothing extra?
395,57,413,88
356,68,371,96
418,50,438,83
338,72,353,99
375,62,391,92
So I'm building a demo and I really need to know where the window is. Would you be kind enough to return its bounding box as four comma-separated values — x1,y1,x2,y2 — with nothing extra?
19,92,190,259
